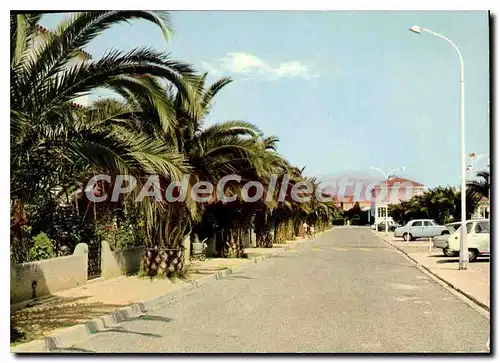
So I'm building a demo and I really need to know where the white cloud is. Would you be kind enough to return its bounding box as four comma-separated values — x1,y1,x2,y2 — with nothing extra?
222,52,270,74
270,60,311,80
200,52,314,81
200,61,223,77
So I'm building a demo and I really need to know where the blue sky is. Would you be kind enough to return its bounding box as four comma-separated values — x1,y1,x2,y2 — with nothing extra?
41,11,490,189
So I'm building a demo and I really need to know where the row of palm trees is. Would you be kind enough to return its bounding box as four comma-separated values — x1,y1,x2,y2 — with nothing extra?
10,11,341,277
388,171,490,225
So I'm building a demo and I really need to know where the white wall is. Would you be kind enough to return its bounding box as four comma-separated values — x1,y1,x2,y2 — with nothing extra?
11,243,88,304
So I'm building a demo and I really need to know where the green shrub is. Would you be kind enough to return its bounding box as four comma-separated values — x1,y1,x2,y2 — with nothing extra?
96,218,146,251
28,232,56,262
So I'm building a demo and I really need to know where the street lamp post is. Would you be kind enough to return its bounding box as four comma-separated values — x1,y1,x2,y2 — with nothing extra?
409,25,468,270
468,153,488,180
370,166,406,235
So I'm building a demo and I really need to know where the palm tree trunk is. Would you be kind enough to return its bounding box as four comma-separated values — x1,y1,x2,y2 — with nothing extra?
274,221,287,243
142,247,185,277
221,224,246,258
255,211,273,248
142,248,158,277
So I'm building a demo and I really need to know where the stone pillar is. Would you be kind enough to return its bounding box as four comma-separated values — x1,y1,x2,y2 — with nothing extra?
73,243,89,270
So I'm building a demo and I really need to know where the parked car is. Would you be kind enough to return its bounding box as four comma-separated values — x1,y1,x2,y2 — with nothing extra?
394,219,450,241
377,221,400,232
433,222,461,257
447,219,490,262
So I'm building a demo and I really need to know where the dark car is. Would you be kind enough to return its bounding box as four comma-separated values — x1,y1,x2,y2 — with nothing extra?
377,221,400,232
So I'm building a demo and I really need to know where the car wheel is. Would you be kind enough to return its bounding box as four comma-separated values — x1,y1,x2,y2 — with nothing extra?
468,249,479,262
441,231,450,236
443,248,456,257
403,233,412,242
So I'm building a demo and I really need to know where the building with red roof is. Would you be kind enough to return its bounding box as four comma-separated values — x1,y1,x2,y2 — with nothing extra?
370,177,425,225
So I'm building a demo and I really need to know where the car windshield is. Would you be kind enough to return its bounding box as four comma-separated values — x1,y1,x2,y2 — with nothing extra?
445,223,460,233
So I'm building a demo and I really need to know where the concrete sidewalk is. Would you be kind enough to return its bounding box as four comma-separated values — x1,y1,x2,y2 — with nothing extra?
11,233,323,350
374,231,490,310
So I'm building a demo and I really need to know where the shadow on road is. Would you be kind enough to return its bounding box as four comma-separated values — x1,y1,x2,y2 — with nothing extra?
224,275,255,280
437,258,490,264
50,346,96,353
333,246,392,249
98,326,162,338
82,314,173,339
134,315,173,322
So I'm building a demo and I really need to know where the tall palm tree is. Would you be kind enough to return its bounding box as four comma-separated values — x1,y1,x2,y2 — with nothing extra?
10,11,197,261
120,72,279,266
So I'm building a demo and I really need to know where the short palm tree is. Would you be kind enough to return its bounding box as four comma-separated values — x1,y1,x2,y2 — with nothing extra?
467,171,490,202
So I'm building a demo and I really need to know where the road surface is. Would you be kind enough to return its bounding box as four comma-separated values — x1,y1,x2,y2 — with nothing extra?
59,227,490,353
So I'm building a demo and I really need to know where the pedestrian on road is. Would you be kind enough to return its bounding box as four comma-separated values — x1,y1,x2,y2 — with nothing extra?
309,225,315,239
302,222,308,239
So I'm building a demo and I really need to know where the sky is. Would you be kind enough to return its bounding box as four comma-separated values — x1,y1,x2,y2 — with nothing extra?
40,11,490,189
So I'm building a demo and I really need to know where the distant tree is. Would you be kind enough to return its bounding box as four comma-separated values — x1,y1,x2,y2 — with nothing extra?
388,185,481,225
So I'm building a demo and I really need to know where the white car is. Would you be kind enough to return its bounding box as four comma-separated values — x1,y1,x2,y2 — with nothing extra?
394,219,450,241
447,219,490,262
433,222,461,257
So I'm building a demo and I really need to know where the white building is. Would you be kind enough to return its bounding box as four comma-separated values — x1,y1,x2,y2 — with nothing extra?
370,177,425,226
472,196,490,219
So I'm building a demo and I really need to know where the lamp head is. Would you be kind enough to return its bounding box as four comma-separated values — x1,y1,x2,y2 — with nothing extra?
409,26,423,34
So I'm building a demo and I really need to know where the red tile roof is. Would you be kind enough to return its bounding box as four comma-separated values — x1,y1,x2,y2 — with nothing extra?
372,177,423,190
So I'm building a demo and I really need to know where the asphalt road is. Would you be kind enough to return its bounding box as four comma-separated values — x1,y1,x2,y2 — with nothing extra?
61,227,490,353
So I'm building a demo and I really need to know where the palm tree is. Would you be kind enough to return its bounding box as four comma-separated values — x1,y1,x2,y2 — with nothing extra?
10,11,197,262
202,135,291,256
120,71,282,266
254,168,337,245
467,171,490,202
11,12,339,276
388,184,481,225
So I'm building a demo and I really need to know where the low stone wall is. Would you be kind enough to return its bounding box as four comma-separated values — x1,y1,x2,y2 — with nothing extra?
10,243,88,304
100,242,145,279
11,234,222,305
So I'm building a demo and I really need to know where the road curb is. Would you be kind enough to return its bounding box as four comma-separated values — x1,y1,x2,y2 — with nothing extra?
371,231,490,318
11,231,326,353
